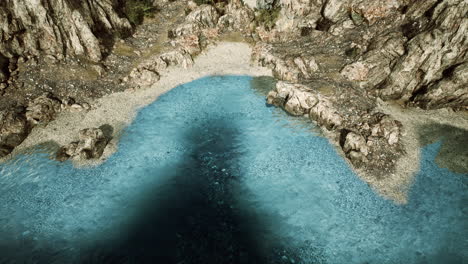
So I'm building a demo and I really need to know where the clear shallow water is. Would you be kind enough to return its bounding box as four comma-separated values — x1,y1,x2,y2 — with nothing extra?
0,76,466,263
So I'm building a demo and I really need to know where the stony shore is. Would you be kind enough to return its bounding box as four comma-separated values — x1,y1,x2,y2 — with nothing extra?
0,0,467,204
3,42,271,166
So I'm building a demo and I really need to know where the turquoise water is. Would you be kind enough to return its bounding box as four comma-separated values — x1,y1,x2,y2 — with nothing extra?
0,76,466,263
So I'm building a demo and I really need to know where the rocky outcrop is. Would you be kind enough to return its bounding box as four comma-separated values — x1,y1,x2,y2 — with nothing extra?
25,93,62,125
275,0,322,33
337,0,468,109
186,4,220,28
56,127,110,161
251,0,466,180
218,0,255,33
0,0,131,62
411,62,468,110
266,80,402,174
341,32,406,88
381,0,467,107
127,3,224,89
0,108,29,157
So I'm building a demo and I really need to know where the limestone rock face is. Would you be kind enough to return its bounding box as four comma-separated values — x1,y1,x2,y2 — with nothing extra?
0,0,131,62
25,93,62,125
377,0,468,107
412,62,468,110
323,0,403,24
218,0,255,33
341,32,406,88
186,4,220,28
172,4,220,38
57,128,109,161
0,109,29,157
276,0,322,32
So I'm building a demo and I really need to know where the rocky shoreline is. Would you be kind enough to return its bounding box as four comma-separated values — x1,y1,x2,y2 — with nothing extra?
0,0,467,203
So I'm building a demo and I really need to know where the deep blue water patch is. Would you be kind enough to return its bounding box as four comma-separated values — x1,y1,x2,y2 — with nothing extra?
0,76,466,263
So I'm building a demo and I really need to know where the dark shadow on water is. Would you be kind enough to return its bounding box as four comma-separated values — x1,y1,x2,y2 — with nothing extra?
79,118,312,263
0,119,319,263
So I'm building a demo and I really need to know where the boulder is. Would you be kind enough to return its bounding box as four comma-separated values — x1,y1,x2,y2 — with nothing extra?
160,49,194,69
218,1,255,32
186,5,220,28
343,132,369,156
370,115,401,146
56,128,110,161
25,93,62,125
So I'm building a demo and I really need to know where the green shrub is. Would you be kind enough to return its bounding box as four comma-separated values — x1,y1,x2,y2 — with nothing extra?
193,0,228,6
255,6,281,30
124,0,157,25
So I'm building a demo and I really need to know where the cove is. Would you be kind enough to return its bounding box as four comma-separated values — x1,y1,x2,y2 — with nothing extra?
0,76,466,263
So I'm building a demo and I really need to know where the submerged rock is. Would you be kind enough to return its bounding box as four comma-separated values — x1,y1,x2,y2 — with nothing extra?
56,128,110,161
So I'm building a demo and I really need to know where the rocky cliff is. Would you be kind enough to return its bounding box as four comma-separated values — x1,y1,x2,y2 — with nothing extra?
0,0,131,62
0,0,466,195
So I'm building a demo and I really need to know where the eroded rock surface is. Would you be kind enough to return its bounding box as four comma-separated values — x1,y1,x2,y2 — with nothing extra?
0,0,131,62
0,109,29,157
26,93,62,125
56,128,110,161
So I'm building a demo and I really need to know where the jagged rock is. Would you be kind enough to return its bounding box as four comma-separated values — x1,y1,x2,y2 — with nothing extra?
308,97,343,130
170,23,202,38
267,82,318,115
0,0,131,62
0,55,7,83
378,0,468,107
323,0,403,24
347,150,368,164
186,4,220,28
412,62,468,110
173,34,202,55
341,32,406,89
343,132,369,156
0,109,29,157
266,81,342,129
370,115,401,146
126,47,194,88
252,43,302,82
352,0,401,25
276,0,322,32
160,49,194,69
56,128,109,161
171,4,219,38
25,93,62,125
218,0,255,32
341,61,369,82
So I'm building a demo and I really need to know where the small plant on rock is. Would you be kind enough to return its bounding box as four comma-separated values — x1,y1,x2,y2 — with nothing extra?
124,0,158,25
